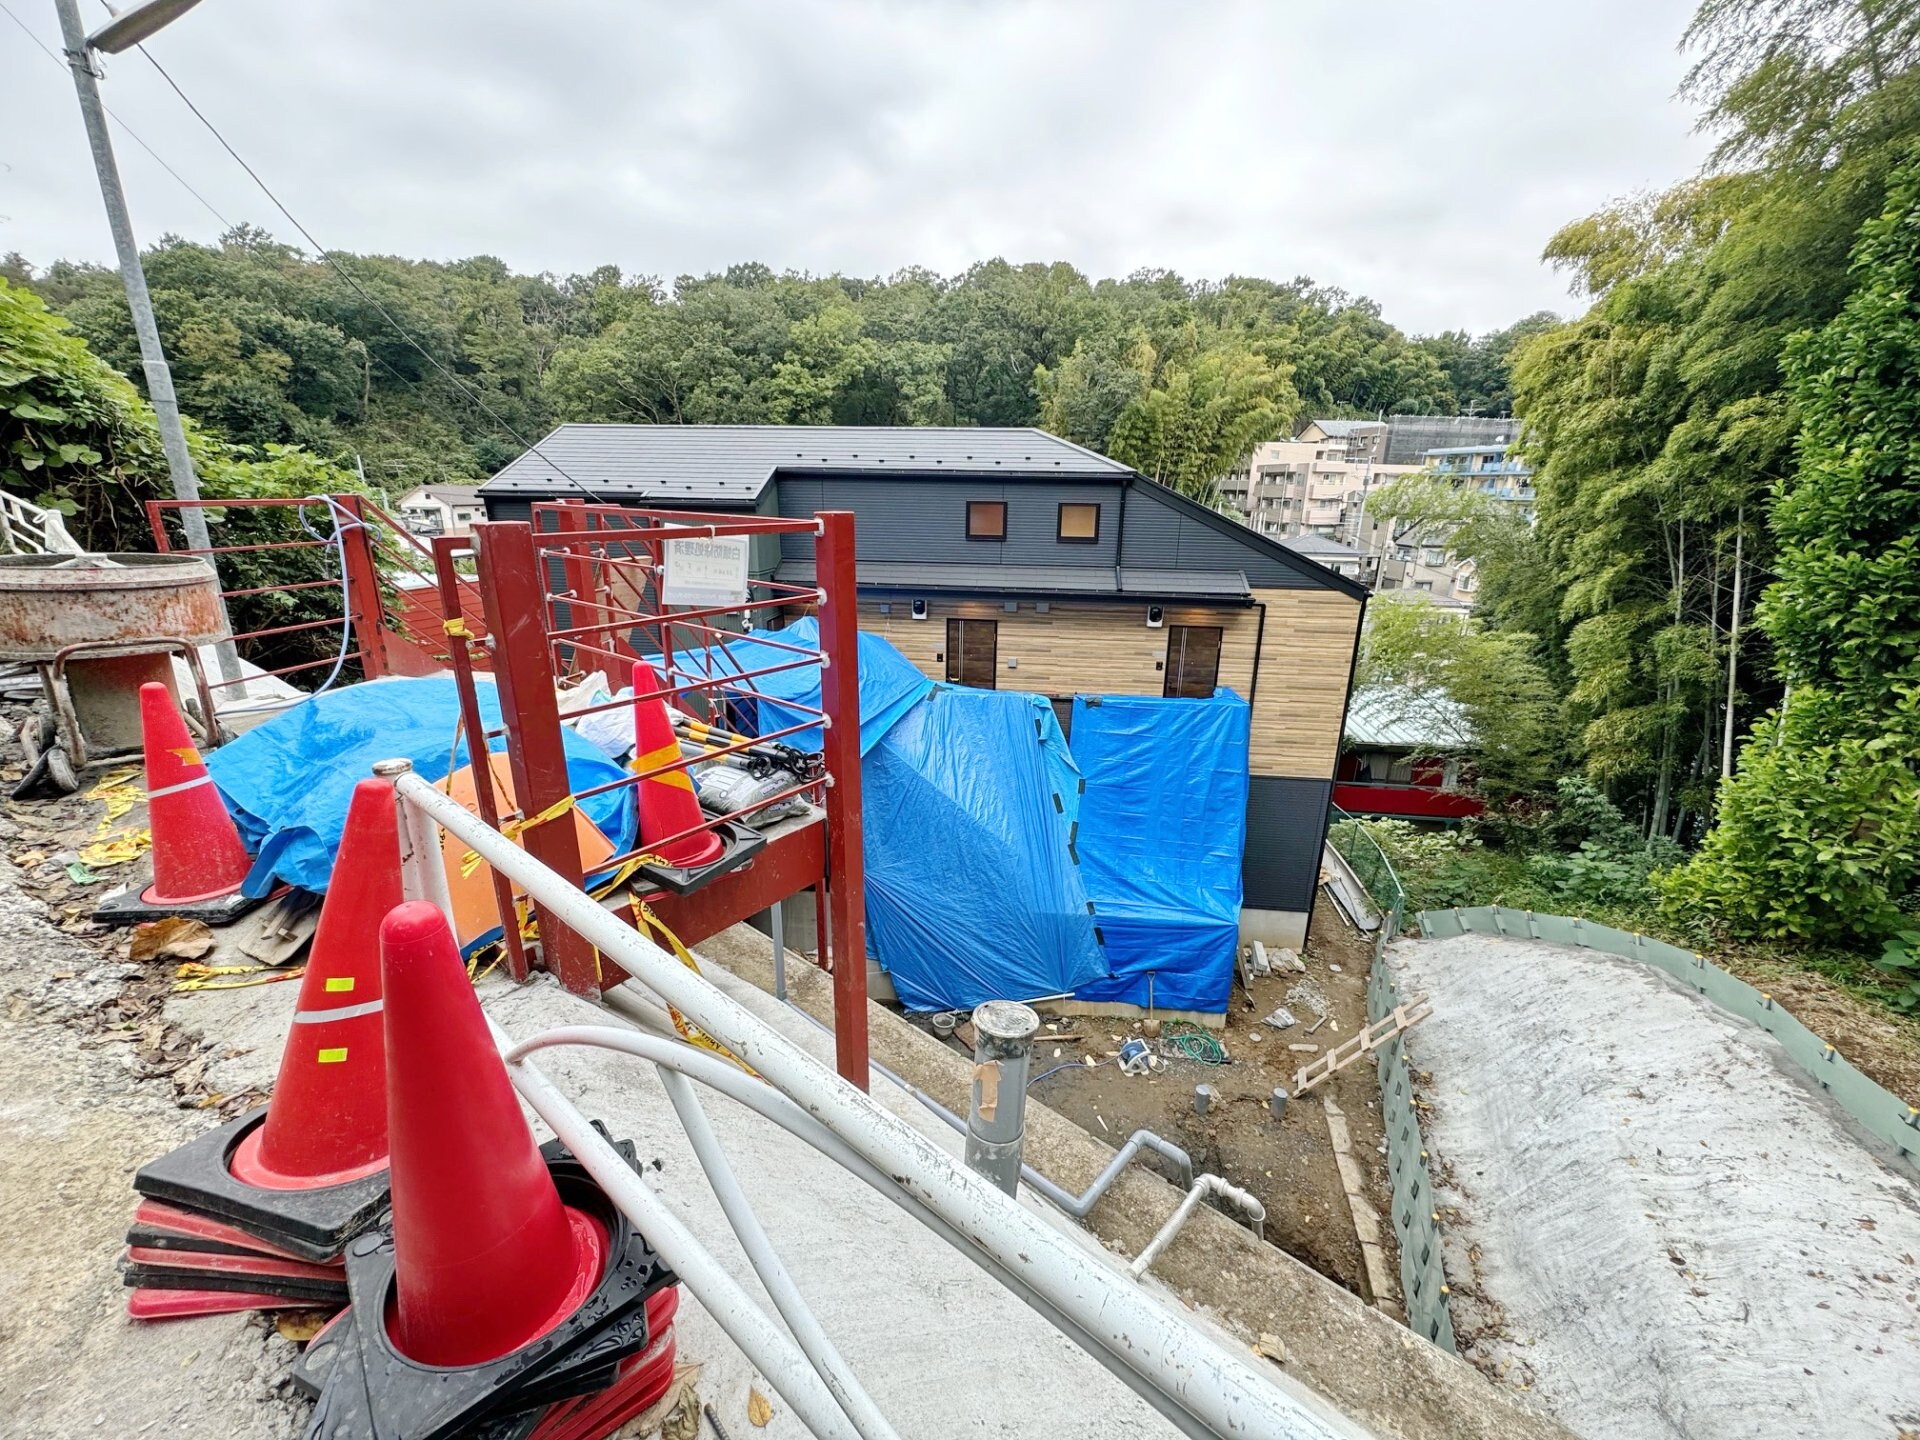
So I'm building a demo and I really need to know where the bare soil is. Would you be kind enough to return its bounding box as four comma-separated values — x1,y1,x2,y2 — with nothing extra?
1713,946,1920,1105
1017,894,1399,1303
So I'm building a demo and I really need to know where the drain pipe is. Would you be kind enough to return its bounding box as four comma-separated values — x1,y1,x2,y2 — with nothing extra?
1130,1174,1267,1279
765,994,1196,1219
964,1001,1039,1195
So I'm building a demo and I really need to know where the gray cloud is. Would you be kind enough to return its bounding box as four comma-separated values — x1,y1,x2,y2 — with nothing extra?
1,0,1708,332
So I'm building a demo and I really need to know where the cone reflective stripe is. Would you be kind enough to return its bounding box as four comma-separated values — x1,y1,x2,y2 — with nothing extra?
631,661,724,868
228,778,399,1192
380,901,606,1367
137,682,251,904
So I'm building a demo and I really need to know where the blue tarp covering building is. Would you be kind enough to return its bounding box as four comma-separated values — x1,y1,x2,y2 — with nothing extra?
661,616,932,756
1067,691,1251,1013
207,676,635,897
860,686,1109,1011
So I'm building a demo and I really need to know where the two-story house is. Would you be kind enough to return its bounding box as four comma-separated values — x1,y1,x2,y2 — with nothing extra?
479,425,1367,950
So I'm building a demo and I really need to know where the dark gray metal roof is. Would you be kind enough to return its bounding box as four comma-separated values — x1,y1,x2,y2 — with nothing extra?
480,424,1135,502
778,560,1251,602
1279,533,1366,560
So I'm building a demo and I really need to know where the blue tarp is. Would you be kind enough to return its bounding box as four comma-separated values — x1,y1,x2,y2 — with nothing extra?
1068,691,1250,1013
660,617,932,757
861,686,1110,1012
206,676,636,897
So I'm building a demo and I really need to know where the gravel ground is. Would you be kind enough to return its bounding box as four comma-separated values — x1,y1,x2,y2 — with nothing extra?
1391,931,1920,1440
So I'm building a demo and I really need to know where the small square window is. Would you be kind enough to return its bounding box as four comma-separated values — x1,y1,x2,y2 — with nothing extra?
1057,502,1100,543
967,501,1006,541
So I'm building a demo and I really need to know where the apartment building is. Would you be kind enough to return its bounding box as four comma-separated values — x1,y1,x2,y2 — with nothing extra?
1220,418,1533,605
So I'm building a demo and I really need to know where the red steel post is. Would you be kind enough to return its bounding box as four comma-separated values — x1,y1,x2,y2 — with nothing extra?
333,494,390,680
432,536,529,983
815,511,869,1089
471,521,599,995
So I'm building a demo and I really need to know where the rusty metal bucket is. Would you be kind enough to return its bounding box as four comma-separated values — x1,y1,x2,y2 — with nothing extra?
0,553,230,792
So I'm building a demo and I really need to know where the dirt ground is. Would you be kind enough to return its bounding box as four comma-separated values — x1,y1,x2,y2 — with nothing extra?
1008,894,1399,1304
1710,947,1920,1105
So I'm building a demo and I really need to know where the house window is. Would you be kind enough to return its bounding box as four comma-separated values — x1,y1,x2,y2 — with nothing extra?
1163,625,1223,699
1057,502,1100,543
946,618,998,688
1414,580,1434,592
967,501,1006,541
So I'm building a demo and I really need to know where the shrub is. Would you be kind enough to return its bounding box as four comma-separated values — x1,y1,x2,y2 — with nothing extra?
1657,687,1920,945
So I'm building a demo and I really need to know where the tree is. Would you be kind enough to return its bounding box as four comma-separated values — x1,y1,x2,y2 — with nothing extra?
1356,472,1505,580
1356,595,1562,797
1103,339,1297,501
1663,147,1920,943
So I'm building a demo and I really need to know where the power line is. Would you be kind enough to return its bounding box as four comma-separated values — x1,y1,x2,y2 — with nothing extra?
0,0,234,230
127,40,609,504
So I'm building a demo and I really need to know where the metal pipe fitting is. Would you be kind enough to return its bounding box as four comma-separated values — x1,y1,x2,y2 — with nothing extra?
965,999,1039,1195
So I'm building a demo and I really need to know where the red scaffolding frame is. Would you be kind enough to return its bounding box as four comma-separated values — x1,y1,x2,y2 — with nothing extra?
431,505,871,1088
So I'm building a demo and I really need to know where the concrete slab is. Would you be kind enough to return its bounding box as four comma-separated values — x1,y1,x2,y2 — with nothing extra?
696,920,1581,1440
1392,931,1920,1440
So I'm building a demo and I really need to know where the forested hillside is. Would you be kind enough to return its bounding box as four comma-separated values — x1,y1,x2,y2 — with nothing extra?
0,242,1543,502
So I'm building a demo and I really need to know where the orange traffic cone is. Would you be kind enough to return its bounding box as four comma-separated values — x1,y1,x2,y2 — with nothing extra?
226,777,400,1191
631,660,723,868
380,901,606,1366
137,681,251,905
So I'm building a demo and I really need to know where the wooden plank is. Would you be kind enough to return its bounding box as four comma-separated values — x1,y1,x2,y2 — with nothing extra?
1295,996,1431,1096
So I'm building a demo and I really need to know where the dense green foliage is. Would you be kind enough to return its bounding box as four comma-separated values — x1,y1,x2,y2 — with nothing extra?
1,276,363,674
1659,155,1920,945
4,244,1529,503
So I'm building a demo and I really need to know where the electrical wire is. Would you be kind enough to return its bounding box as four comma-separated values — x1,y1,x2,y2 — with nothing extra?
121,35,612,507
1,0,236,230
1028,1057,1109,1088
292,494,363,698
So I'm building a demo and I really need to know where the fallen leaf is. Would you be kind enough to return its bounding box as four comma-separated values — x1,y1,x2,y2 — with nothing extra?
747,1386,774,1426
274,1310,331,1343
1253,1333,1289,1365
131,916,216,963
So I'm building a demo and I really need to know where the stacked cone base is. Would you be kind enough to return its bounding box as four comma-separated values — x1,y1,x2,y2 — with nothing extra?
126,1287,322,1321
298,1137,679,1440
132,1108,390,1263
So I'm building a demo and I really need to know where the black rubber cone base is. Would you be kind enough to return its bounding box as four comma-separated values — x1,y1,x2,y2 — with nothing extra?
302,1140,675,1440
92,860,271,928
636,819,764,896
133,1109,389,1263
119,1260,347,1306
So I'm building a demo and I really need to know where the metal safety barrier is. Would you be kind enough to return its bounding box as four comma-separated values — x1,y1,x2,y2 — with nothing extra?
1327,812,1457,1352
392,765,1368,1440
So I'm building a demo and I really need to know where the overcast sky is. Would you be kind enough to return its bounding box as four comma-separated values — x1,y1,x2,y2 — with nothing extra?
2,0,1709,335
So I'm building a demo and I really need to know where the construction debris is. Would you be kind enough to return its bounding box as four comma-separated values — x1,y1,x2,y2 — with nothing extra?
1261,1006,1298,1031
1293,997,1432,1097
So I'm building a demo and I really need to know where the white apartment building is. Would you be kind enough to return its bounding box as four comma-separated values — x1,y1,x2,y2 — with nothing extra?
1218,418,1533,606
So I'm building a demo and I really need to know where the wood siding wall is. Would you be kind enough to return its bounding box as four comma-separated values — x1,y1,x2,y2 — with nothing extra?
855,587,1360,780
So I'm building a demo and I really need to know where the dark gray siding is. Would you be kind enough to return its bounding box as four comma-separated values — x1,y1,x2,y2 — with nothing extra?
777,477,1124,567
1120,488,1322,590
1243,775,1331,914
483,496,534,523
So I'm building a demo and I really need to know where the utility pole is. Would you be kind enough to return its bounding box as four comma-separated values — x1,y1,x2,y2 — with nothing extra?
54,0,240,685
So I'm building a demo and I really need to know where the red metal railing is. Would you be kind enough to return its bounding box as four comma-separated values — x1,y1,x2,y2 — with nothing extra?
432,503,871,1087
146,493,487,681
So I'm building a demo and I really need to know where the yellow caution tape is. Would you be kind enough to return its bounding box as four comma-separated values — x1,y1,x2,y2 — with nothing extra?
78,829,150,870
632,902,756,1074
443,617,474,639
171,962,307,993
458,794,579,878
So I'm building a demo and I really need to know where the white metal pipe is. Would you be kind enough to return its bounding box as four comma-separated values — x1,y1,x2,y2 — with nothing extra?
655,1064,901,1440
485,1016,862,1440
379,759,457,929
508,1025,1221,1440
1130,1175,1269,1279
402,773,1355,1440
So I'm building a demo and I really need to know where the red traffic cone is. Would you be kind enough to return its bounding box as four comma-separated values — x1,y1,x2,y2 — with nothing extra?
138,682,252,905
127,1287,312,1321
380,901,606,1366
631,661,723,868
227,778,400,1192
